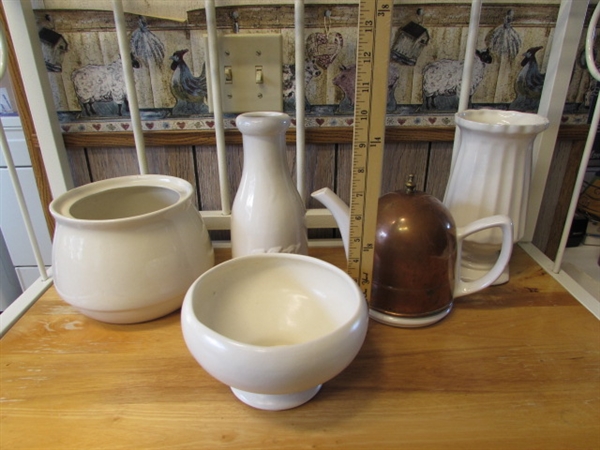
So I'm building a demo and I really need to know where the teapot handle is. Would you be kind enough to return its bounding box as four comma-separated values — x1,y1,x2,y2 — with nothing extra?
454,215,513,298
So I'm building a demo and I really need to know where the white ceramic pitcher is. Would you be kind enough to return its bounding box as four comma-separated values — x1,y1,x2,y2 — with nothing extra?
443,109,549,284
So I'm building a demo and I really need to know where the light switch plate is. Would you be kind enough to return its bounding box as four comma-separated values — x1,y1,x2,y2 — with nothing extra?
205,34,283,113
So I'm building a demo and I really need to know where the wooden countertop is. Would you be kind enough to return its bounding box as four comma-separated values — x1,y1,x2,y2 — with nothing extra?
1,246,598,449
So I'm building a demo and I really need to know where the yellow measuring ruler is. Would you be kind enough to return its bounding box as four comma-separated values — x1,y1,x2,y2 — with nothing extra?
347,0,393,301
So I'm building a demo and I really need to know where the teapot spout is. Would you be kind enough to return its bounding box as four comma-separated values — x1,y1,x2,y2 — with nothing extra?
311,187,349,258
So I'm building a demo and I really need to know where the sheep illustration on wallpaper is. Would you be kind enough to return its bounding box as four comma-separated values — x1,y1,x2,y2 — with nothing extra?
421,49,493,111
67,15,168,118
70,54,141,117
38,14,69,73
39,27,69,73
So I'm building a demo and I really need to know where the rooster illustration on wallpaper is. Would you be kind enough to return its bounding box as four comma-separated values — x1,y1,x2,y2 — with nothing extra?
510,46,546,111
169,49,209,116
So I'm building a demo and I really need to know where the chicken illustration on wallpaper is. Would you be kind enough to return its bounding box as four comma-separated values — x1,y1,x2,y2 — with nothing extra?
510,46,546,112
169,49,208,116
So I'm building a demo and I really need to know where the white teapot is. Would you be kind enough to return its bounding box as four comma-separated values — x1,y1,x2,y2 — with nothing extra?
311,184,513,327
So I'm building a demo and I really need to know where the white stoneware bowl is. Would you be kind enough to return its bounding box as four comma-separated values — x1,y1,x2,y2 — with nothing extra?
181,253,368,411
50,175,214,324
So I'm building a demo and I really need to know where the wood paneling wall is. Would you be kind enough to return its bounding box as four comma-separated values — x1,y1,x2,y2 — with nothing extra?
533,139,587,260
63,128,455,208
62,125,589,255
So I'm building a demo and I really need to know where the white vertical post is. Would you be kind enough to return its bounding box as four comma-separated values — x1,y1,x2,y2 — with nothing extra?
295,0,306,202
1,0,73,198
552,1,600,273
112,0,148,175
447,0,482,180
457,0,482,114
206,0,231,215
0,124,48,280
523,0,589,242
0,25,48,281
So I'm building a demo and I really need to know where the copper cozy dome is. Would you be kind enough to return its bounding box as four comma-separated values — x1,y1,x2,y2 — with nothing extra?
371,176,457,318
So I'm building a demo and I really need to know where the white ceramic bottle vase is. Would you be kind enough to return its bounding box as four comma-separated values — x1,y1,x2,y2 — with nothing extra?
231,112,308,258
443,109,549,284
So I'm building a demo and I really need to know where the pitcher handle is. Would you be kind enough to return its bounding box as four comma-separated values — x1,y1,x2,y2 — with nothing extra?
454,215,513,298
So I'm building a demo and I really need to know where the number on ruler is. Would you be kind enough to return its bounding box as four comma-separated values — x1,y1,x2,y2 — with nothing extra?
347,0,392,302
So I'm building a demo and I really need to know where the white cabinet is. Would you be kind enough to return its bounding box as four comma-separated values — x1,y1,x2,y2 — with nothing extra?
0,116,52,298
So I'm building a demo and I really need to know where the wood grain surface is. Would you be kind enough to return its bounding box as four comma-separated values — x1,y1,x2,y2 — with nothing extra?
1,246,598,449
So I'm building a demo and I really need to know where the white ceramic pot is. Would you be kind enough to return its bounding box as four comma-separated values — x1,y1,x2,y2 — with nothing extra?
231,112,308,257
50,175,214,324
181,253,368,411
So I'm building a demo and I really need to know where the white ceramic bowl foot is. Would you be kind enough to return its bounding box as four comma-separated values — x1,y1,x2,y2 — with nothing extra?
231,385,322,411
369,305,452,328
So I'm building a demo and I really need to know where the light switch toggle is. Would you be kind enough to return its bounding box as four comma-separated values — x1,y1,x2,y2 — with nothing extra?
255,66,263,84
224,66,233,83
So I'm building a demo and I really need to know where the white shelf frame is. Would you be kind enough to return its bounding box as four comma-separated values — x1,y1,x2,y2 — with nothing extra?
1,0,598,337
